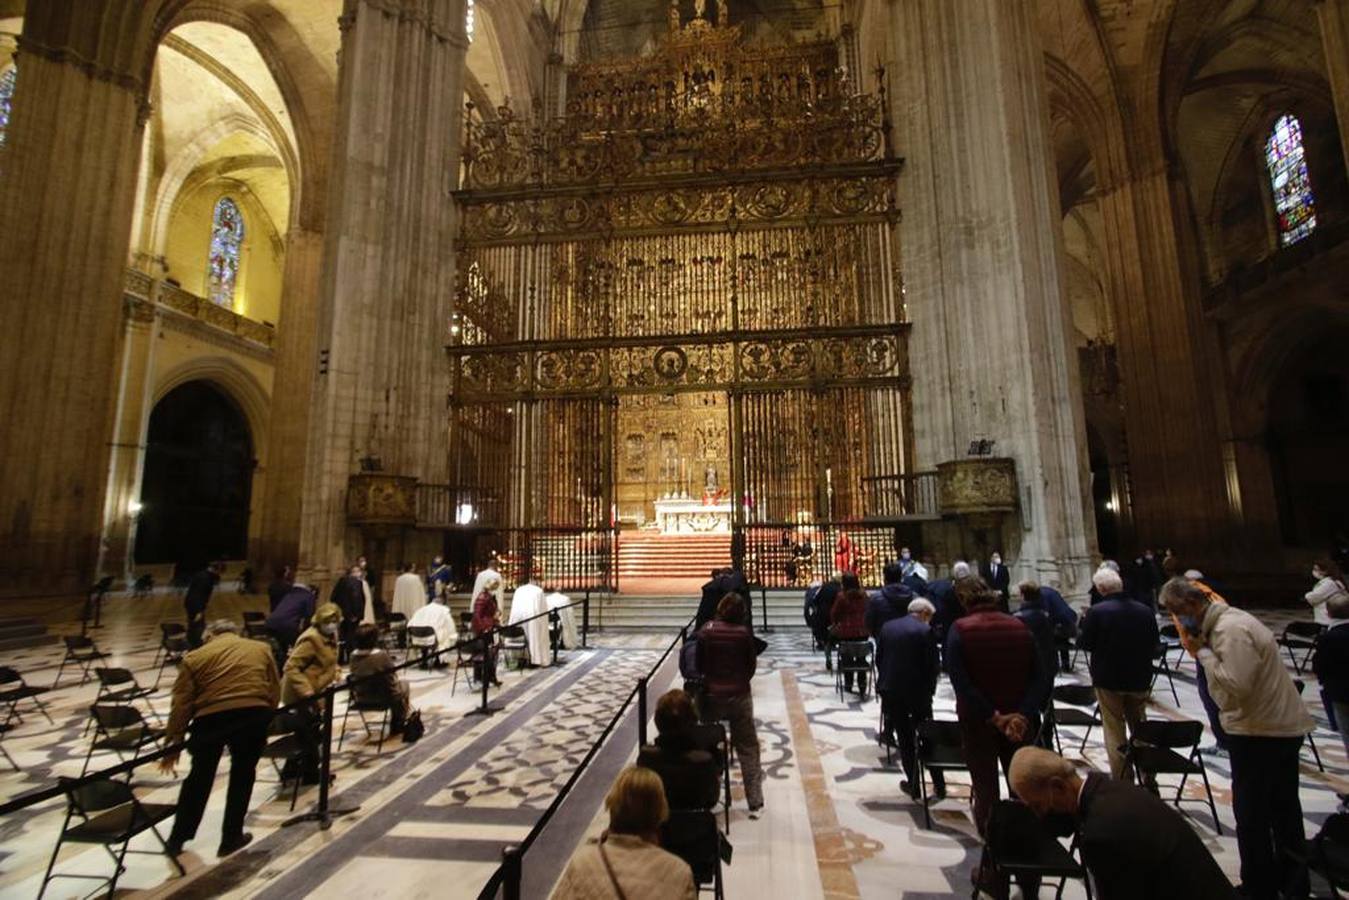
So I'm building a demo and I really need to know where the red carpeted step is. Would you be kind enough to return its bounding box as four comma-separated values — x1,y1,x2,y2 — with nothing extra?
616,533,732,579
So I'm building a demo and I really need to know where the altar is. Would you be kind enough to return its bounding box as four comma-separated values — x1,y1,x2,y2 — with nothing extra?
653,495,733,533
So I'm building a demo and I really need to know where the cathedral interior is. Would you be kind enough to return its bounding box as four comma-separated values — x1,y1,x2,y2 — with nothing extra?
1,0,1349,897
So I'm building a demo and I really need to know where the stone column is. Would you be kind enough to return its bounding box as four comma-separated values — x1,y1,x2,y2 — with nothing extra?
0,22,151,599
890,0,1095,591
1316,0,1349,175
254,227,324,573
1091,164,1238,559
297,0,467,588
96,297,162,585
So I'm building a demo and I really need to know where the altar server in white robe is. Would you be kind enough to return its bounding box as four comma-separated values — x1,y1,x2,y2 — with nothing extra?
408,595,458,653
471,560,504,610
357,563,376,624
545,588,580,649
392,563,425,619
509,580,551,667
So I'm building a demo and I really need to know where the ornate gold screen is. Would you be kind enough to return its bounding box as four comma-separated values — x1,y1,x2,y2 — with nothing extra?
445,5,912,584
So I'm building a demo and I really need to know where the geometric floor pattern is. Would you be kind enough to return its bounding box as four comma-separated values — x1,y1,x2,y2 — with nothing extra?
0,595,1344,898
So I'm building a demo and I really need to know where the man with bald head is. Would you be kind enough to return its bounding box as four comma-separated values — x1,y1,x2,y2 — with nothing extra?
1008,746,1235,899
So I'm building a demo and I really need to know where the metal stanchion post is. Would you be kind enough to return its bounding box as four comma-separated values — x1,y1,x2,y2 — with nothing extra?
501,844,523,900
581,592,590,648
761,586,770,634
467,631,502,717
550,611,559,666
637,676,649,749
281,694,359,829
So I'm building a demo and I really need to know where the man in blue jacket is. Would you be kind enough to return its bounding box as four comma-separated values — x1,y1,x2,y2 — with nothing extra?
1019,581,1078,671
877,597,942,798
866,562,915,639
1076,567,1158,778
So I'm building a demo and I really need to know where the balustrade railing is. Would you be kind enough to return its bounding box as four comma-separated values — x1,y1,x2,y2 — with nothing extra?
860,471,939,520
123,268,275,350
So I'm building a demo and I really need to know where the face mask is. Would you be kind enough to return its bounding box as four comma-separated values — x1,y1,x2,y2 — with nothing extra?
901,551,911,561
319,621,338,638
1179,615,1202,634
992,557,1001,566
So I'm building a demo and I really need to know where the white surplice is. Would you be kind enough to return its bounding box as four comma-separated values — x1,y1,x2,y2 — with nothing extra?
509,583,550,666
392,572,426,619
361,577,375,624
545,590,580,649
408,599,457,652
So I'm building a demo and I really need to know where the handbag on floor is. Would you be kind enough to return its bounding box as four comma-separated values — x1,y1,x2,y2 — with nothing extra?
402,709,425,742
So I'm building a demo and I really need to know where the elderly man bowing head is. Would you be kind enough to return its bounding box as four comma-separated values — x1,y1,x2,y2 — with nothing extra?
1009,746,1236,899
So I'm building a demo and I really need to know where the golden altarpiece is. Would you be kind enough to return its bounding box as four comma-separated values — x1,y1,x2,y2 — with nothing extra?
439,4,931,589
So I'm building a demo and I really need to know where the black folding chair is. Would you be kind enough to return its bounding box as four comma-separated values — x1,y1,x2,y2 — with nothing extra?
151,622,186,669
1309,812,1349,898
710,723,733,834
980,800,1093,899
661,809,725,899
94,668,162,724
0,665,54,729
915,719,968,829
153,634,190,690
337,675,394,753
1159,623,1187,670
383,612,409,655
242,611,269,639
834,640,873,700
1047,684,1101,755
1280,621,1325,674
0,723,18,771
1150,642,1180,705
409,625,439,670
499,624,528,670
91,668,163,740
260,718,306,811
81,705,165,776
54,635,109,687
452,639,481,695
38,776,184,899
1294,679,1325,772
1124,719,1221,834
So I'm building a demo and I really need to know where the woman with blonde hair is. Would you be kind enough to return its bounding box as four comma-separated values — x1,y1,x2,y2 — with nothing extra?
553,765,695,899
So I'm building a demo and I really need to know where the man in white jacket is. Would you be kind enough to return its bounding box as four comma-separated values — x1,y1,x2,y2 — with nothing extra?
1162,576,1312,900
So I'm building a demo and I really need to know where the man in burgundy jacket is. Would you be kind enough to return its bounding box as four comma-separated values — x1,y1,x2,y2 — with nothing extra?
944,583,1048,837
697,593,765,817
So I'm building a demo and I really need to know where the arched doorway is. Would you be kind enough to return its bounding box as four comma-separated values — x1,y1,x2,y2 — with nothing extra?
1267,330,1349,548
1086,424,1120,559
134,381,255,570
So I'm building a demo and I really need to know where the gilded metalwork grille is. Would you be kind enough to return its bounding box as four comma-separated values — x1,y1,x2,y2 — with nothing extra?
445,8,912,588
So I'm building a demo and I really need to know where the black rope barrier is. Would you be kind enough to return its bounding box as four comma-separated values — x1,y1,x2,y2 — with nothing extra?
481,614,696,900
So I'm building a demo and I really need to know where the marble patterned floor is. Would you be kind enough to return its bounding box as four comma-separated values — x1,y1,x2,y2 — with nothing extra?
0,596,1343,899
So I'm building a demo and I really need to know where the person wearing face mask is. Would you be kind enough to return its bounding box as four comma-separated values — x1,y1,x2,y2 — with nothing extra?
1008,746,1237,899
1305,560,1349,627
1162,577,1313,900
281,602,342,784
981,553,1010,606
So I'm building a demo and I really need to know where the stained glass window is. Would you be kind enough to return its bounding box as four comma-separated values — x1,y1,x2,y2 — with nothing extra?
466,0,475,41
1265,114,1317,246
0,67,16,150
207,197,245,308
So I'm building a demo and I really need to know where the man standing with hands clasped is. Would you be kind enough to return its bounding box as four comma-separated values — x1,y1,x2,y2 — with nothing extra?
160,619,279,859
944,584,1048,836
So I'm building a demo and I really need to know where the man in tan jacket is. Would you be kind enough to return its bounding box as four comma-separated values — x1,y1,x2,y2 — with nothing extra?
1162,577,1313,900
159,619,279,858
